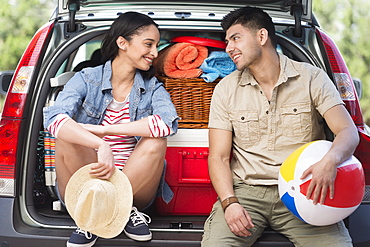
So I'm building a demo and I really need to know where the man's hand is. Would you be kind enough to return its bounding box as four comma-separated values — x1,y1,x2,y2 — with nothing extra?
300,159,337,205
224,203,254,237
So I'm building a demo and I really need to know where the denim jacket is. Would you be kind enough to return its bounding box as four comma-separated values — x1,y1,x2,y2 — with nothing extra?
43,61,178,137
43,61,178,203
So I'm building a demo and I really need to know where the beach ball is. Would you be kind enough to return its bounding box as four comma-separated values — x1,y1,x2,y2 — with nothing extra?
278,140,365,226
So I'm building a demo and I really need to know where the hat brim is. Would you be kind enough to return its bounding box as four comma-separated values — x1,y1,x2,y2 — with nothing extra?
65,163,133,238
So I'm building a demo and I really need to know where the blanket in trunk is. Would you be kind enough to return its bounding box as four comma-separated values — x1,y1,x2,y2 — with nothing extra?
154,42,208,79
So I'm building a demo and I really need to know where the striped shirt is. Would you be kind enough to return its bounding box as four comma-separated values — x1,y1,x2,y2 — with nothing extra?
101,97,137,169
47,95,173,169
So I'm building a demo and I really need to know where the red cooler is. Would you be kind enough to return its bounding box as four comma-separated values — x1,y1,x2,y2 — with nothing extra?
155,129,218,215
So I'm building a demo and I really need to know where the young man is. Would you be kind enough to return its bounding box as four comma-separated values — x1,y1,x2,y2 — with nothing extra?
201,6,359,247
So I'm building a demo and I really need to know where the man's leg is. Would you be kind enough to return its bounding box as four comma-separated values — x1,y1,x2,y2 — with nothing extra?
202,181,271,247
271,186,352,247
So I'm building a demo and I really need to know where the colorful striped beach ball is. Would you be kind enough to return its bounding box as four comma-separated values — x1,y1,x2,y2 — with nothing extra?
278,140,365,226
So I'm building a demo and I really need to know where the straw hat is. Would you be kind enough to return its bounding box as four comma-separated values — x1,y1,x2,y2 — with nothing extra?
65,163,133,239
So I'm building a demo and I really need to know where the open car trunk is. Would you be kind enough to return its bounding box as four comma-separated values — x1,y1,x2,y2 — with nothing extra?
21,8,320,243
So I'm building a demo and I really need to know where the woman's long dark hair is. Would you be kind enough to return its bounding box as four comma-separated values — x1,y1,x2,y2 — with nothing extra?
101,12,159,78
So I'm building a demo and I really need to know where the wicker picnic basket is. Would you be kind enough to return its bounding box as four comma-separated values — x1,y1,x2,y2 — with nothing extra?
158,76,219,129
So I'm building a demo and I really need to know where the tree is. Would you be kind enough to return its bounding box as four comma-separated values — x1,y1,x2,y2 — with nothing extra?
313,0,370,125
0,0,54,71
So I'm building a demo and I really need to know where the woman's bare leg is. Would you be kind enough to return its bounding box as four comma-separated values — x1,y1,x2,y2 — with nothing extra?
55,139,98,201
123,137,167,209
56,136,166,208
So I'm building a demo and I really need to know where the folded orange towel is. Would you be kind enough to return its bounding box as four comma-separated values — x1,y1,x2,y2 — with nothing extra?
154,43,208,79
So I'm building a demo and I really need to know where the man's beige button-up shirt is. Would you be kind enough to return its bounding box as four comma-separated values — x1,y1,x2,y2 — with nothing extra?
208,54,344,185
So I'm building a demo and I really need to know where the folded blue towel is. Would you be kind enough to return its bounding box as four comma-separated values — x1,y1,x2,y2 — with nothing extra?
200,51,236,82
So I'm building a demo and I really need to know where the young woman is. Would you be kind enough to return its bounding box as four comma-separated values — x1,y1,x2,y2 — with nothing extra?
43,11,178,247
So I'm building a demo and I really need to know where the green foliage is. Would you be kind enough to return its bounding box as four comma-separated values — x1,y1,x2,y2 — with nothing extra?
313,0,370,125
0,0,54,71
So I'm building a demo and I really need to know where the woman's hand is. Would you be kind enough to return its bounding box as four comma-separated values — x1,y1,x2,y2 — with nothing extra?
89,142,116,180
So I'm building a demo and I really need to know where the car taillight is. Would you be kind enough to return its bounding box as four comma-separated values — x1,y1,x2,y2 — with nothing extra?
316,28,363,127
0,22,54,197
316,28,370,186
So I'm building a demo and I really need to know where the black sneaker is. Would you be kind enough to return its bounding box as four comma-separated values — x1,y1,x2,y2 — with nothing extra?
124,207,152,241
67,228,98,247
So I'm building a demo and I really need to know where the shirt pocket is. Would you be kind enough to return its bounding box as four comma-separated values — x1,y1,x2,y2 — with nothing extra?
136,100,151,119
280,103,311,137
231,110,260,147
82,101,102,120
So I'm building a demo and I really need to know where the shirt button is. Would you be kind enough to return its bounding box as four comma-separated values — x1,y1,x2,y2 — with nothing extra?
293,108,297,112
241,116,245,120
266,111,269,114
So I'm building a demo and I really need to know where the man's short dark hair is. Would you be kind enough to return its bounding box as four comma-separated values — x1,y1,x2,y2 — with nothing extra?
221,6,277,48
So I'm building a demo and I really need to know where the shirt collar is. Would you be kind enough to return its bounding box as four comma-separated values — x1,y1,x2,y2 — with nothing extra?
134,70,147,92
101,61,148,92
277,53,300,85
102,60,113,91
238,53,300,86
